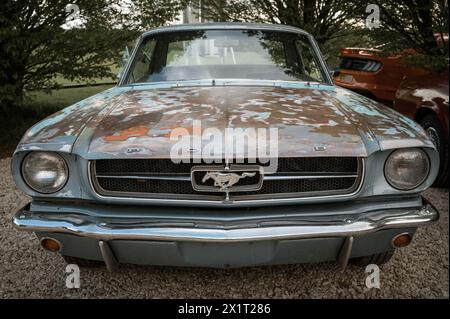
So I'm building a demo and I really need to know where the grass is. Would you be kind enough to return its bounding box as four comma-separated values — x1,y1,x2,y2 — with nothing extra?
26,85,114,108
0,84,114,158
49,59,120,87
53,64,119,87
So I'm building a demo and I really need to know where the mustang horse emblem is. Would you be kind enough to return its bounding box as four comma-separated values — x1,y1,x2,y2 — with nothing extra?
202,172,256,191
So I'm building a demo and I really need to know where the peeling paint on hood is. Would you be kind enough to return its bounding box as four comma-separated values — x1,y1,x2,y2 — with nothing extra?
18,87,131,153
17,83,434,159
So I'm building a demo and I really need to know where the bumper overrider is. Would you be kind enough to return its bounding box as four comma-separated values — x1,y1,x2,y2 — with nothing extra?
13,198,439,271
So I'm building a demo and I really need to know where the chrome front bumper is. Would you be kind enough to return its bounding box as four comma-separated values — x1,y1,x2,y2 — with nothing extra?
13,199,439,243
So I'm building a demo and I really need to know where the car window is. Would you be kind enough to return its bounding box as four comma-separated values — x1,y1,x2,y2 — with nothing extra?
165,36,287,67
295,39,323,82
126,30,326,84
129,39,156,83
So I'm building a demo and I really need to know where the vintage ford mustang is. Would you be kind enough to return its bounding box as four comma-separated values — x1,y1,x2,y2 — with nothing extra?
12,23,439,270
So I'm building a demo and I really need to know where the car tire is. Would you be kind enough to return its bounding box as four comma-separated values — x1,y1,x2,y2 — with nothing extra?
349,250,395,267
420,114,449,187
62,255,105,268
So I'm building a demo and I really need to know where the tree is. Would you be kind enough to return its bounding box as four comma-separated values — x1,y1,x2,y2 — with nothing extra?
195,0,374,66
0,0,185,108
197,0,448,70
196,0,358,45
360,0,449,71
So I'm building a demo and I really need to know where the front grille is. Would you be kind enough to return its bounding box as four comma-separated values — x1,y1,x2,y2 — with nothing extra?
90,157,363,202
95,157,359,174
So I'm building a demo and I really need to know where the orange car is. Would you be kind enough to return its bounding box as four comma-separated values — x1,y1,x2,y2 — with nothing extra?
393,69,449,187
333,47,427,103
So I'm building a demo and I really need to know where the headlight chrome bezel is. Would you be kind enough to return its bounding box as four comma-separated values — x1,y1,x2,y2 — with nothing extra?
384,148,430,191
21,151,69,194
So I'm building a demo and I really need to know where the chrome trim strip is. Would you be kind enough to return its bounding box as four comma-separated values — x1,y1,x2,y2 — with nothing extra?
118,36,142,86
264,174,358,180
95,174,358,181
87,159,365,207
14,200,438,242
96,175,191,181
141,23,313,39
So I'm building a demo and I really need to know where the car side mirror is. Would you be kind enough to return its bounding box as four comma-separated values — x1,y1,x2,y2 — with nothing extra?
116,46,130,82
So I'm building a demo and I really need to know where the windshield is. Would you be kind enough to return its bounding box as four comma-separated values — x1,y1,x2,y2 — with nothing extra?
125,30,327,84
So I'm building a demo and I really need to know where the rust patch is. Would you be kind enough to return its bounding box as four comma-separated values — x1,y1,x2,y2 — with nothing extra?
85,86,367,158
18,83,433,158
103,126,149,141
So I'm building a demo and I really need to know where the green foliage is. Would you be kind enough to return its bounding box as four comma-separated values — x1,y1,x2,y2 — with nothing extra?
132,0,190,29
1,0,448,113
0,84,114,157
197,0,358,45
0,0,185,108
363,0,449,72
321,30,379,68
198,0,449,71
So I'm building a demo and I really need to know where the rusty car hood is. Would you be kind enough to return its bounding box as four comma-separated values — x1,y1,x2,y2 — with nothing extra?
18,86,130,152
18,83,433,158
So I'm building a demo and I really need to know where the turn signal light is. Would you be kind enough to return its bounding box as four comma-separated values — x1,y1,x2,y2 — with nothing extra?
392,233,413,248
40,238,61,252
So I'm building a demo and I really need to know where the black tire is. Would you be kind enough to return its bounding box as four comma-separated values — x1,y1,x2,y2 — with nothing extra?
420,114,449,187
349,250,395,267
62,255,104,268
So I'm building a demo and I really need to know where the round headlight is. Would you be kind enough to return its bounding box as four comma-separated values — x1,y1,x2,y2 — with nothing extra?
22,152,68,194
384,148,429,190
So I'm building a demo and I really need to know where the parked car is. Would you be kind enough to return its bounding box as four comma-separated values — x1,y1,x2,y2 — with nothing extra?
12,23,439,271
333,47,427,103
394,69,449,187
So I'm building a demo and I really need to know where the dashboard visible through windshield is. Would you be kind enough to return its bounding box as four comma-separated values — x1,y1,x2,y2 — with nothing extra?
125,29,327,84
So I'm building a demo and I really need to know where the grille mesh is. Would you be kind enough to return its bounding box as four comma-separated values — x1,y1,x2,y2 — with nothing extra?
235,177,356,196
95,158,358,174
97,178,199,195
91,157,361,201
97,177,356,195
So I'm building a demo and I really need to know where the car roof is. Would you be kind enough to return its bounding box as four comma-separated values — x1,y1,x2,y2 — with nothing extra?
141,22,312,38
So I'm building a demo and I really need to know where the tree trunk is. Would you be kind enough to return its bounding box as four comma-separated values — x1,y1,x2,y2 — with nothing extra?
415,0,439,54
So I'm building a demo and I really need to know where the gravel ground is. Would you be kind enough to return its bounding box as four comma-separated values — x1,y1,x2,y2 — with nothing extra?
0,157,448,298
